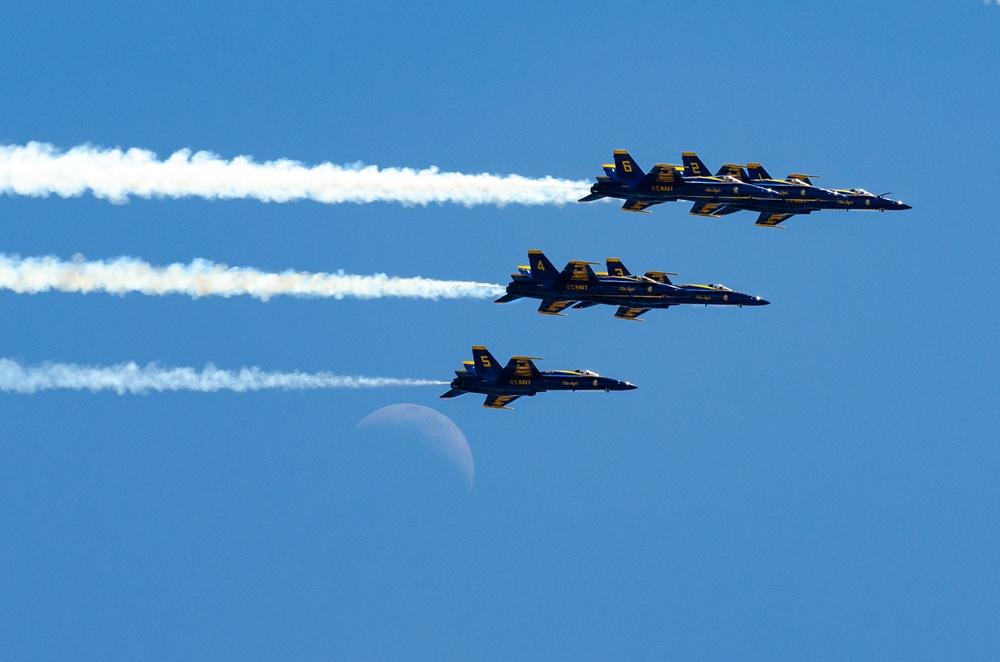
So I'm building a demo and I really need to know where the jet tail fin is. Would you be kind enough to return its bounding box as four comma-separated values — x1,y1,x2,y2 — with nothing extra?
787,173,818,185
527,250,559,283
716,163,748,181
471,346,502,377
612,150,645,181
605,258,632,278
746,163,773,181
681,152,711,177
556,260,601,285
643,271,675,285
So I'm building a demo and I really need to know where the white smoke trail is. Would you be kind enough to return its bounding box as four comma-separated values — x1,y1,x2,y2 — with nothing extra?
0,358,447,395
0,142,591,207
0,253,505,301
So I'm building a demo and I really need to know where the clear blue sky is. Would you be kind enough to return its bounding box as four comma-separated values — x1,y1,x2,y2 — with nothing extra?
1,1,998,659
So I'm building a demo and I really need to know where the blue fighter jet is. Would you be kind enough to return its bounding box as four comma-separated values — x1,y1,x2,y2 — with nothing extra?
440,346,636,410
495,250,769,321
578,149,783,213
682,153,911,227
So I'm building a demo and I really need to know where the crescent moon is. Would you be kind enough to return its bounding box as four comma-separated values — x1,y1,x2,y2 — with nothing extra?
355,403,474,490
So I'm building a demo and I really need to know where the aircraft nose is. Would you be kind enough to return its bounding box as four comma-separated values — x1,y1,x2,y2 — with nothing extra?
622,381,637,390
899,203,912,210
757,297,770,305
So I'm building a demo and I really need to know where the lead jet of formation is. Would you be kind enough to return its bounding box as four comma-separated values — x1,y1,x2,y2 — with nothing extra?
495,250,769,321
440,346,637,410
578,149,784,213
681,153,912,227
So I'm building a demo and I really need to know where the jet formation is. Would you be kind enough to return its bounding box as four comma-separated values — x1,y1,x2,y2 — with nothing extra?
443,149,908,409
440,346,636,410
495,250,768,321
580,150,911,227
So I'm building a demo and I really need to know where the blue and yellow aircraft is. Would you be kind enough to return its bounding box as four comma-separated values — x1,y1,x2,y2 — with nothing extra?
682,153,912,227
578,149,784,213
440,346,636,410
494,250,769,321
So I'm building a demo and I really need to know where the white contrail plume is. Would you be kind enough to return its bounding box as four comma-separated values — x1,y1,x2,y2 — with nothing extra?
0,359,447,395
0,253,506,301
0,142,591,207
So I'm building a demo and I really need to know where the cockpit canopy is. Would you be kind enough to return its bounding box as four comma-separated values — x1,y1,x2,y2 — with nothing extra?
575,369,599,377
707,284,733,292
850,188,874,196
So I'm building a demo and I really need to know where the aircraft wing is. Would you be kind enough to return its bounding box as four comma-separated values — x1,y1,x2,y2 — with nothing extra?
537,299,575,316
621,199,660,213
440,388,467,399
483,394,521,410
755,212,796,227
578,192,605,203
689,202,742,217
614,306,655,321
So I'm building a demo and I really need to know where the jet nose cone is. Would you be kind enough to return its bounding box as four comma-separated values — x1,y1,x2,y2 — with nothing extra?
899,203,912,210
622,381,638,390
757,297,770,305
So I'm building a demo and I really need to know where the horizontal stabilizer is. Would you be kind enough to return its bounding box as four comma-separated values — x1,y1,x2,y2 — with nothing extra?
440,388,467,399
622,199,656,213
578,192,606,203
689,201,741,218
755,212,794,228
483,394,521,410
494,293,522,304
538,299,575,316
614,306,652,321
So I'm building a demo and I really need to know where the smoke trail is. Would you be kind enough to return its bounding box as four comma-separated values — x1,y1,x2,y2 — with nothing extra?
0,253,505,301
0,358,447,395
0,142,591,207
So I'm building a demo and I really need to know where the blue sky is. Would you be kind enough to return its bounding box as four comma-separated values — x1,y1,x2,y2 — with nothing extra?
1,1,998,659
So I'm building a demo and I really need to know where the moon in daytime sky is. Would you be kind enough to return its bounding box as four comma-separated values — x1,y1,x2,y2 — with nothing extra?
354,403,474,490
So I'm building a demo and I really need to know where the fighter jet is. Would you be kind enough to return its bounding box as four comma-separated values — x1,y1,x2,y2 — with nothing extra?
440,346,636,410
681,153,911,227
578,149,784,213
495,250,769,321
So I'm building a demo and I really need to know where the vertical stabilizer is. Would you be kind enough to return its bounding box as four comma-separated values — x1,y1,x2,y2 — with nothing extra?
605,258,632,278
612,150,645,181
471,346,502,378
681,152,711,178
527,250,559,283
746,163,774,181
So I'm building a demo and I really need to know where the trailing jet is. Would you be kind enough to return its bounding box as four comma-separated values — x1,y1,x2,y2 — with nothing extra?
495,250,769,321
440,346,636,410
681,153,911,227
578,149,783,213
